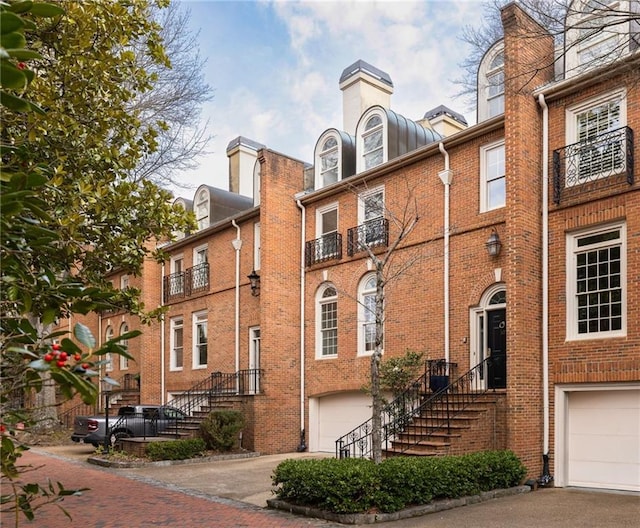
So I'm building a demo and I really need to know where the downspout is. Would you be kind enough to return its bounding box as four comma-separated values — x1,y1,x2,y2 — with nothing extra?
160,262,165,404
537,93,552,486
231,220,242,375
295,198,307,451
438,142,452,365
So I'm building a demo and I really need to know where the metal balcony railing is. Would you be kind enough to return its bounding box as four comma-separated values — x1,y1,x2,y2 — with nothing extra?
163,262,210,303
347,217,389,256
552,126,634,204
305,232,342,267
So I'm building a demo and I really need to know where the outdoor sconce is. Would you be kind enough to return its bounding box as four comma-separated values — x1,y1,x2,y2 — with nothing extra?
485,229,502,257
247,269,260,296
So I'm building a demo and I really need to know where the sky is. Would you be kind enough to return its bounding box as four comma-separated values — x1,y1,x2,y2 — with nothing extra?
172,0,489,197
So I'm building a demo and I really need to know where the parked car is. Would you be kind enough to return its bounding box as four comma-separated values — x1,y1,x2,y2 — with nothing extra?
71,404,187,447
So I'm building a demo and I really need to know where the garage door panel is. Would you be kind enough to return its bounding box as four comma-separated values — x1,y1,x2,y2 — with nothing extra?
315,393,372,453
567,389,640,492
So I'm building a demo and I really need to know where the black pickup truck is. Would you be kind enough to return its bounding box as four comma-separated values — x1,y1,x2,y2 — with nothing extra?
71,404,186,447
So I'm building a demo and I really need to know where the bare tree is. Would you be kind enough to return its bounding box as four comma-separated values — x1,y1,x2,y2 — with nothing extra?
455,0,640,107
128,1,213,187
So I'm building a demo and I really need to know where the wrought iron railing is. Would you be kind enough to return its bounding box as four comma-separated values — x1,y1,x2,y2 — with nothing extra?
347,218,389,256
305,232,342,267
336,358,495,459
552,126,634,204
163,262,210,302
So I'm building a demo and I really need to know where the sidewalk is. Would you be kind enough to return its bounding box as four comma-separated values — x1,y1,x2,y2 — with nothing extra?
28,445,640,528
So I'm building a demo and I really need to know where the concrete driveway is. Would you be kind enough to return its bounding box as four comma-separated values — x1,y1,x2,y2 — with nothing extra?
34,444,639,528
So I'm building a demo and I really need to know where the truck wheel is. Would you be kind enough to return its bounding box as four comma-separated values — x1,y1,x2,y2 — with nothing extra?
110,430,132,446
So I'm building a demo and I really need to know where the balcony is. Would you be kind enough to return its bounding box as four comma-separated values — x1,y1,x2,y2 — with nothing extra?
163,262,210,303
552,126,634,204
305,232,342,267
347,217,389,256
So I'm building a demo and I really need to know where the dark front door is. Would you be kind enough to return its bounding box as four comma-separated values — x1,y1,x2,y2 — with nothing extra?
487,308,506,389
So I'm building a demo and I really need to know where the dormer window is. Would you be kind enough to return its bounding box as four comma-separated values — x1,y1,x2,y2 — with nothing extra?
195,189,209,230
565,0,635,78
356,108,387,173
477,41,505,122
320,137,339,186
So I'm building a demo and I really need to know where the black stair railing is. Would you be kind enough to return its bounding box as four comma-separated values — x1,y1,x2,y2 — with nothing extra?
336,358,493,459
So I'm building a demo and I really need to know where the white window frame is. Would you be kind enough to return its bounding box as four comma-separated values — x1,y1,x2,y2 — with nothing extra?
358,186,385,224
356,109,387,173
315,283,338,359
195,188,209,230
169,254,184,295
254,222,261,271
480,140,506,212
566,222,626,341
477,41,504,122
315,131,341,189
192,311,208,369
170,317,184,371
315,202,339,260
253,158,261,206
565,89,627,185
120,274,130,290
105,326,114,372
119,322,129,370
358,273,382,356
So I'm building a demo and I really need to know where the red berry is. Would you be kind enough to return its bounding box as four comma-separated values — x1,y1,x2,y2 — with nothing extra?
58,351,68,361
82,363,90,369
74,353,82,361
44,353,54,362
17,62,26,70
56,360,66,368
52,343,61,351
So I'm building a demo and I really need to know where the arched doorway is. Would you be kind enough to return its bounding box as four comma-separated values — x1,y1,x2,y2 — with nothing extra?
470,285,506,389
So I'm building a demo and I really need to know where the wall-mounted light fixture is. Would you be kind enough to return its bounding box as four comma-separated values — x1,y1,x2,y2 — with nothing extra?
247,270,260,296
485,229,502,257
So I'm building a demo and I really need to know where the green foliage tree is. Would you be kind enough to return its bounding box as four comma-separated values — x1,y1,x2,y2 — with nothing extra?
1,1,193,524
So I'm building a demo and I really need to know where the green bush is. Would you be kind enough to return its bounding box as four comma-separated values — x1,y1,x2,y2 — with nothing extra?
272,450,527,514
199,410,245,451
145,438,206,461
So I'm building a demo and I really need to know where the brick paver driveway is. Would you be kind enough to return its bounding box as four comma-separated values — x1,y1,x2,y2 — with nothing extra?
4,450,335,528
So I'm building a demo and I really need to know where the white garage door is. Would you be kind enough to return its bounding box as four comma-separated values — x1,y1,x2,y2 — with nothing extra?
567,389,640,492
313,392,372,453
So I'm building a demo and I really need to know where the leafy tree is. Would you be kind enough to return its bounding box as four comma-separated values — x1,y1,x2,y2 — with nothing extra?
456,0,640,106
1,1,193,524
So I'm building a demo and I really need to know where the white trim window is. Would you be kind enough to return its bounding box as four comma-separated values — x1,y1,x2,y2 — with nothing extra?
566,223,626,340
316,284,338,358
477,41,505,122
195,188,210,230
192,244,209,292
315,203,339,260
170,317,184,371
254,222,261,271
358,274,380,355
566,90,626,184
315,133,340,189
356,186,386,249
357,109,387,173
119,322,129,370
480,140,506,212
105,326,114,372
120,274,130,290
169,254,184,295
192,311,208,368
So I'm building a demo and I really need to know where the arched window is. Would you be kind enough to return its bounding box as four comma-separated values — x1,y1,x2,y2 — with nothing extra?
119,322,129,370
316,284,338,358
195,189,209,230
477,41,504,122
361,114,384,170
565,0,634,77
105,326,114,372
358,274,380,355
314,131,341,189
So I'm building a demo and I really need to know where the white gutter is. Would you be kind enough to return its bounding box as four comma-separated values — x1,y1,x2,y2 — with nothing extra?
438,142,452,365
295,198,307,450
160,262,165,404
538,93,550,463
231,220,242,374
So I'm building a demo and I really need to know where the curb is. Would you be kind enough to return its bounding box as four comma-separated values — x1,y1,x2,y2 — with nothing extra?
87,450,261,469
267,485,531,525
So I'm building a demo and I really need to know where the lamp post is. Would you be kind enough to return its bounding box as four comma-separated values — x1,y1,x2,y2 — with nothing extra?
100,376,119,454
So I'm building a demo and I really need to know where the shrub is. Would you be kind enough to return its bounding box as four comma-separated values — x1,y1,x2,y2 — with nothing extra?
272,450,527,514
199,410,245,451
145,438,206,461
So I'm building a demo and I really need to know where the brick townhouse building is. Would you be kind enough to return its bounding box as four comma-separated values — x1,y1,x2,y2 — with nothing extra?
62,2,638,491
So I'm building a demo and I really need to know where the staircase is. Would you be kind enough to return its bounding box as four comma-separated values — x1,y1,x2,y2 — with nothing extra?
336,358,506,459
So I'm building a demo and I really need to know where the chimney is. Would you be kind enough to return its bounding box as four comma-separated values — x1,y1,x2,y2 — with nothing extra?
226,136,265,197
419,105,468,137
339,60,393,135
